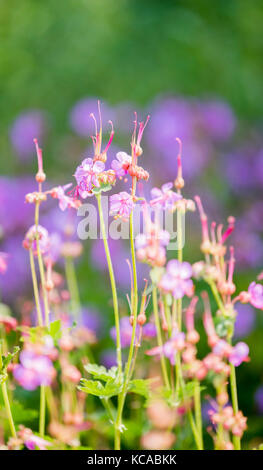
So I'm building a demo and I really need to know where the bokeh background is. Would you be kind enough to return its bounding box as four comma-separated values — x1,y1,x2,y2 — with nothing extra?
1,0,263,447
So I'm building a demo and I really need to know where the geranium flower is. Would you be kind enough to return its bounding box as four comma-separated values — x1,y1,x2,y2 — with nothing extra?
24,225,50,256
248,282,263,309
159,259,193,299
110,191,134,220
74,158,105,198
50,184,81,211
111,151,132,178
229,342,249,367
150,182,182,210
0,252,8,274
13,350,56,391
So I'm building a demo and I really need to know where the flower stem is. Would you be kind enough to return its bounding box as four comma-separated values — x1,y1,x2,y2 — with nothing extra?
152,286,170,390
97,193,122,374
194,379,203,450
114,209,139,450
34,201,50,327
230,363,241,450
0,343,17,438
64,256,81,319
29,248,43,327
39,384,46,437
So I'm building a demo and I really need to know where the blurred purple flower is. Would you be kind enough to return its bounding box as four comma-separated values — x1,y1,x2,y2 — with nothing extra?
229,342,249,367
9,110,47,160
199,100,236,141
255,385,263,414
111,316,137,348
110,191,133,220
69,98,115,137
13,350,55,391
150,182,182,210
234,303,256,339
248,282,263,309
100,349,117,369
0,236,31,302
0,177,34,235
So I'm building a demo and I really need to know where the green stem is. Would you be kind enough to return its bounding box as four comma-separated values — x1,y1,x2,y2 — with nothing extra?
101,398,115,423
34,201,50,327
65,256,81,319
39,385,46,437
114,209,139,450
208,280,225,314
29,248,43,327
97,194,122,374
194,380,203,450
152,286,170,390
0,343,16,438
230,363,241,450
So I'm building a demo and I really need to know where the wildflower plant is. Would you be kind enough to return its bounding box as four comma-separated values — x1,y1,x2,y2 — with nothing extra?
0,101,262,451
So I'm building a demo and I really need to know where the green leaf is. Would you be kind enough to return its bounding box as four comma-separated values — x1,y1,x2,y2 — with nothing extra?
49,320,62,341
1,346,20,372
128,379,152,399
78,379,105,396
0,303,12,317
84,363,119,382
103,379,122,398
92,183,112,195
11,401,38,423
0,373,7,385
78,378,122,398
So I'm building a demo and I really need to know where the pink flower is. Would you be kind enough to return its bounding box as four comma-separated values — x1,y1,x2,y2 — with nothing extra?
150,182,182,210
13,350,56,391
248,282,263,309
229,342,249,367
159,260,193,299
110,191,134,220
24,225,50,256
111,151,132,178
0,252,8,274
146,332,185,365
50,184,81,211
74,158,105,198
18,426,52,450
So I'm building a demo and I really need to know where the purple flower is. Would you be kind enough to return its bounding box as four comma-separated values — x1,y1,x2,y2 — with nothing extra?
143,323,157,338
248,282,263,309
110,191,133,220
24,225,50,256
199,100,236,141
74,158,104,198
146,331,185,365
111,151,132,178
69,98,115,137
159,260,193,299
50,184,81,211
0,252,8,274
13,350,55,391
110,316,138,348
9,110,47,160
234,304,256,339
100,349,117,369
150,183,182,210
255,385,263,414
229,342,249,367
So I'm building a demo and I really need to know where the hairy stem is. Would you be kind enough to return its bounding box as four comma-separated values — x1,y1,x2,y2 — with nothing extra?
65,256,81,319
114,209,139,450
230,363,241,450
97,194,122,374
0,343,17,438
29,248,43,327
